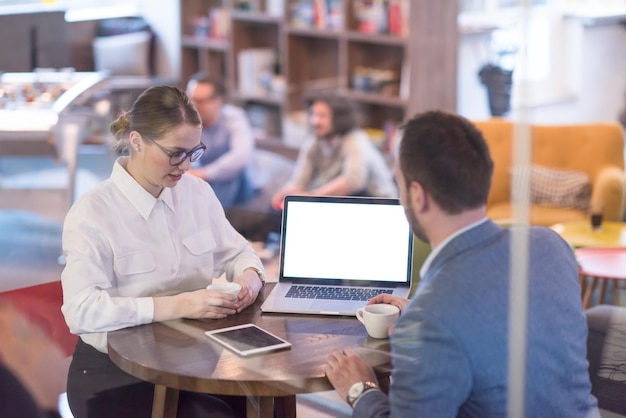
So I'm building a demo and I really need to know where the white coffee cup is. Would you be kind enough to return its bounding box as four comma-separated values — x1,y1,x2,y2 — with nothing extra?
206,282,242,296
356,304,400,339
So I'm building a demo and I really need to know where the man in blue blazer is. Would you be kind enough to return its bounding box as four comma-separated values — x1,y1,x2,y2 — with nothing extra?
325,111,599,417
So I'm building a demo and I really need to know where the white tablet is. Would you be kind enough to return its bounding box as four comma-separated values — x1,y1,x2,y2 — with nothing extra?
204,323,291,357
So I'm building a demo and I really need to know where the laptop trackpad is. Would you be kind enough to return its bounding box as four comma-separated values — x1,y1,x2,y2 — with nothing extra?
310,300,359,315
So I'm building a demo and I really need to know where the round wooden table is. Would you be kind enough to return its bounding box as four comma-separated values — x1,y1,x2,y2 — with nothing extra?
107,284,392,418
550,221,626,248
575,248,626,309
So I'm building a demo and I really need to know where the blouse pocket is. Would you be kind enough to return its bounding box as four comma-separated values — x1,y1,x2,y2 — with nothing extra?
182,230,216,255
114,250,156,276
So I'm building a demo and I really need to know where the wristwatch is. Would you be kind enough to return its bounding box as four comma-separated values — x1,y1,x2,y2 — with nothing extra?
347,381,378,408
244,267,266,287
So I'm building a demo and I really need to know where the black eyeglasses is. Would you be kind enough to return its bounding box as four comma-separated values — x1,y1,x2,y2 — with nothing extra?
141,135,206,166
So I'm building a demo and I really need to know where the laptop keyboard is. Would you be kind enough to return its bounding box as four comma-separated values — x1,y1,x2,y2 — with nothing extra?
285,285,392,301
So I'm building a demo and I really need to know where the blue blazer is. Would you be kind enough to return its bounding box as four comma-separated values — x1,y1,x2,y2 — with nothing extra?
354,220,598,418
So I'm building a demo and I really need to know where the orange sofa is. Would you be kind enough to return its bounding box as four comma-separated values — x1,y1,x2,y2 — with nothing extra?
474,119,625,227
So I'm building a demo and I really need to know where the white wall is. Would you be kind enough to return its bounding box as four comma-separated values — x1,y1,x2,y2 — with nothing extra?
457,21,626,125
135,0,181,81
458,30,494,121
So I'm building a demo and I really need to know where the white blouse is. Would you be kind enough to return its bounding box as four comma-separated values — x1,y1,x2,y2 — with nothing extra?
61,157,263,353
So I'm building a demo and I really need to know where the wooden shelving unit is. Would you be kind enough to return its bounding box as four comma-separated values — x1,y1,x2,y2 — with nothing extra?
179,0,458,150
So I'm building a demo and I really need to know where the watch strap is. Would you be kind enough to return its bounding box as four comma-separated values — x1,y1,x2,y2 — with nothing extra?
347,381,379,408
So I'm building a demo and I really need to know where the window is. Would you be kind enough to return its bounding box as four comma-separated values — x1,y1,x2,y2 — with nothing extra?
459,0,579,107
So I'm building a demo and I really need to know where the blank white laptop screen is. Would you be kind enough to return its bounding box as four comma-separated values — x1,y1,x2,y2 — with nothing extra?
281,198,412,284
261,196,413,316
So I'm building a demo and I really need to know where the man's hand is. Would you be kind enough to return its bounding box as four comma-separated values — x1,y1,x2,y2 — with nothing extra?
368,293,410,313
270,188,308,210
324,348,379,403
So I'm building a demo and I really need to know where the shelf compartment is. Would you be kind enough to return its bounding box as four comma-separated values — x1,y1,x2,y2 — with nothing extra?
347,39,405,100
231,18,281,97
180,47,227,87
286,34,340,110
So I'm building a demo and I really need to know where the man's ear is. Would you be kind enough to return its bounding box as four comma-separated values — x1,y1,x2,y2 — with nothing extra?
410,180,428,213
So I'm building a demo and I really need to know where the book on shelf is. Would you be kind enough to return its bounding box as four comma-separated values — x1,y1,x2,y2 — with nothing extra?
209,7,230,39
237,48,276,95
354,0,408,36
398,0,409,37
313,0,326,29
289,0,343,30
266,0,285,17
290,1,312,27
326,0,344,29
387,0,402,36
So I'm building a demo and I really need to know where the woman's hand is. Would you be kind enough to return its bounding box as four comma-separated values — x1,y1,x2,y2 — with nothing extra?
154,289,239,321
232,269,264,313
154,269,263,321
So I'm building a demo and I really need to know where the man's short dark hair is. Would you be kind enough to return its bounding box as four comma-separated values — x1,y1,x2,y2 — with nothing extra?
305,92,358,136
399,110,493,214
188,73,226,99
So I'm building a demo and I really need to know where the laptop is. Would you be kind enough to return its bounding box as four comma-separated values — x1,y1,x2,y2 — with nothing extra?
261,195,413,316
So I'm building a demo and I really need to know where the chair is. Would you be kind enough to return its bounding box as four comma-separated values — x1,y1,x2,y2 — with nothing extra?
0,281,77,356
585,305,626,415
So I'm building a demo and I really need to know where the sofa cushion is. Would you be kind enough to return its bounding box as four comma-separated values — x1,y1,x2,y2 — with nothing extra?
512,165,592,211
